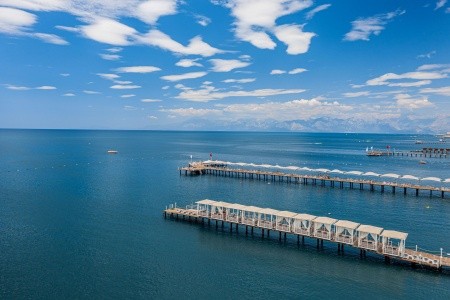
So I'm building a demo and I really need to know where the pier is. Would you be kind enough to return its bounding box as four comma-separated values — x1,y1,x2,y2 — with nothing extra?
179,163,450,199
164,199,450,272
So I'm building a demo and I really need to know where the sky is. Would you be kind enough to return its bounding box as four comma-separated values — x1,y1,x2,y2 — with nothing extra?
0,0,449,133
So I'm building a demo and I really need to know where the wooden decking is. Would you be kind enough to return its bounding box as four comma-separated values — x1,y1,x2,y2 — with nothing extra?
179,165,450,198
164,206,450,272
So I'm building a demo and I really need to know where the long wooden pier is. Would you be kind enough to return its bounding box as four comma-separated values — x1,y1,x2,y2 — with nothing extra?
164,200,450,272
179,163,450,198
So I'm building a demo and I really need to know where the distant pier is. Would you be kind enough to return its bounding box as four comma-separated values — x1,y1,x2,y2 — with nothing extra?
164,200,450,272
179,162,450,199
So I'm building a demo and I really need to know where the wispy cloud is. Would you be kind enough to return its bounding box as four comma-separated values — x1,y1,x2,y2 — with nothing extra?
366,71,446,86
417,50,436,59
209,59,250,72
36,85,57,90
97,73,120,80
175,58,203,68
271,68,307,75
141,99,162,103
222,78,255,83
161,71,208,82
195,15,211,26
120,94,135,98
83,90,101,94
344,10,405,41
420,86,450,96
306,4,331,20
343,91,370,98
63,93,75,96
4,84,30,90
115,66,161,73
110,84,141,89
395,94,433,109
100,53,121,60
435,0,447,10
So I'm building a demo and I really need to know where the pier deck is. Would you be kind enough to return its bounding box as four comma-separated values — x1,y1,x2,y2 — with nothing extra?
179,164,450,198
164,202,450,272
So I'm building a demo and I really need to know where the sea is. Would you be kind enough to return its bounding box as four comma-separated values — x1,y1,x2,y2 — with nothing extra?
1,129,449,299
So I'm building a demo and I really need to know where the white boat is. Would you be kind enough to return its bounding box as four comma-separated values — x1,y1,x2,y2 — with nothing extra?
107,150,118,154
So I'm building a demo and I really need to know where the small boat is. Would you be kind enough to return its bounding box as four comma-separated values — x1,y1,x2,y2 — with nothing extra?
419,160,427,164
107,150,118,154
415,140,423,144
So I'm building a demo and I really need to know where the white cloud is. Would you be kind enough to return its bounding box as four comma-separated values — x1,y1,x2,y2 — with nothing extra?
222,78,255,83
209,59,250,72
388,80,431,87
135,0,178,24
343,91,370,98
344,10,405,41
110,84,141,89
81,18,137,46
366,71,446,86
0,7,36,34
4,84,30,90
195,15,211,26
120,94,135,98
100,53,121,60
273,24,315,55
395,94,433,109
435,0,447,10
417,50,436,59
141,30,224,57
106,47,122,53
83,90,101,94
161,107,221,117
63,93,75,96
97,73,120,80
306,4,331,20
417,64,450,71
114,80,132,85
36,85,56,90
175,85,305,102
141,99,162,102
115,66,161,73
60,73,70,77
271,68,307,75
175,58,203,68
225,0,315,54
124,105,138,111
420,86,450,96
161,71,208,82
162,85,170,90
33,33,68,45
55,25,79,32
288,68,307,74
270,69,286,75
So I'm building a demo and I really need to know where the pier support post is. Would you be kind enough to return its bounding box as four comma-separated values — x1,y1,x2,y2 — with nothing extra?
302,236,305,244
321,240,324,247
297,235,300,245
279,232,282,241
416,189,419,196
251,227,254,235
317,239,320,249
236,223,239,232
384,256,391,264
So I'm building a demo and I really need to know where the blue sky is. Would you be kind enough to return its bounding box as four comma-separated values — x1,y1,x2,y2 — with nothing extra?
0,0,449,132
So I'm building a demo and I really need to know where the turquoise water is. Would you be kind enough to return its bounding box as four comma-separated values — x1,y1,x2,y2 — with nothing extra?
1,129,449,299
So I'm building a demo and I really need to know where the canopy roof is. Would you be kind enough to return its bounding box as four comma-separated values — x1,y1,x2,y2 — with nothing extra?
421,177,442,182
294,213,317,221
259,208,280,215
313,216,337,225
212,201,229,207
357,224,383,235
227,203,247,210
335,220,360,230
196,199,217,205
243,205,263,213
276,211,298,218
381,230,408,240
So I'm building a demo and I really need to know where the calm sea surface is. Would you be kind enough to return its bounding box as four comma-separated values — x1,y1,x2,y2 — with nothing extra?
1,129,449,299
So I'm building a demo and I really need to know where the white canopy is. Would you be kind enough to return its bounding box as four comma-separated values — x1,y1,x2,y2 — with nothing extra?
276,211,298,218
243,206,263,213
363,172,381,177
401,175,420,180
315,168,330,173
335,220,360,230
294,213,317,221
313,216,337,225
196,199,217,205
259,208,280,215
357,224,383,235
444,178,450,183
330,169,344,174
381,230,408,240
381,173,400,179
227,203,247,210
421,177,442,182
346,170,363,175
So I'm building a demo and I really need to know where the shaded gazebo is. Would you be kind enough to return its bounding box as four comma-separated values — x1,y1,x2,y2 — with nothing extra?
381,230,408,257
210,201,228,220
334,220,360,245
312,216,337,240
196,199,217,217
241,206,261,226
357,224,383,251
226,203,246,223
258,208,279,229
275,211,298,232
292,214,316,236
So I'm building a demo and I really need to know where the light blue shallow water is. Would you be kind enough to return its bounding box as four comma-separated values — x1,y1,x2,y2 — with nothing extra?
1,129,449,299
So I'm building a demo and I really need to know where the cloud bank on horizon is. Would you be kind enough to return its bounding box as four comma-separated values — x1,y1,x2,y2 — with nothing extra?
0,0,449,133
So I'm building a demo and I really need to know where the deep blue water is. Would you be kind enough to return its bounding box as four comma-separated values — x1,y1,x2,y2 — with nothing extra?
1,129,449,299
